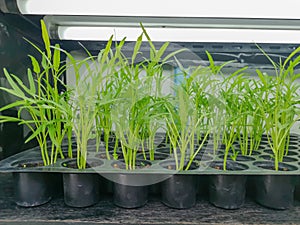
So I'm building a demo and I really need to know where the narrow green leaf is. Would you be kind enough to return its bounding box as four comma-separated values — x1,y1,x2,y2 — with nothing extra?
3,69,25,98
40,19,51,59
27,68,36,94
256,69,267,87
41,54,49,69
163,48,187,63
28,55,41,74
10,73,33,96
100,36,113,65
140,23,156,52
25,124,46,143
282,46,300,69
131,33,143,65
0,115,21,123
0,86,24,99
154,42,169,62
206,51,215,72
0,100,27,112
53,44,61,71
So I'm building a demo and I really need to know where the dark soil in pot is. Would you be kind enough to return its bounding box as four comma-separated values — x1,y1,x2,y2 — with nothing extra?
259,154,298,162
201,144,222,156
111,159,151,170
61,149,78,159
95,148,122,160
233,142,267,151
159,160,198,209
110,160,152,208
264,149,298,156
157,142,168,148
100,131,118,143
12,159,52,207
194,153,214,162
95,152,113,160
143,134,165,147
249,151,262,156
62,159,103,207
156,147,172,155
208,161,248,209
219,154,255,162
253,161,298,210
136,152,170,161
161,135,171,145
107,141,122,151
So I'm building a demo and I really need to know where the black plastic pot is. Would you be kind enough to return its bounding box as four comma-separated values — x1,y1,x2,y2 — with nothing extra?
160,160,198,209
13,172,52,207
63,173,101,207
254,175,296,209
208,161,248,209
161,174,197,209
253,161,297,209
110,160,152,208
295,176,300,200
209,175,247,209
62,159,103,207
113,181,148,208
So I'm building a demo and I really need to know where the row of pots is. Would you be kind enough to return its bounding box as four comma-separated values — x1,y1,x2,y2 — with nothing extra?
13,171,299,210
8,134,300,210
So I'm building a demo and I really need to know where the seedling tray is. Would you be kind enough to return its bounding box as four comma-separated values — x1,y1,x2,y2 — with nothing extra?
0,140,299,175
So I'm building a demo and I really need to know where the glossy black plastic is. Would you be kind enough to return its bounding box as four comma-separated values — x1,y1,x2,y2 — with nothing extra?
13,172,52,207
113,182,148,208
254,175,297,209
161,174,197,209
63,173,101,207
209,175,247,209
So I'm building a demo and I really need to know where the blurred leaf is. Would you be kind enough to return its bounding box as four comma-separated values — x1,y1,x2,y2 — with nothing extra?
28,55,41,74
53,44,61,71
41,20,51,59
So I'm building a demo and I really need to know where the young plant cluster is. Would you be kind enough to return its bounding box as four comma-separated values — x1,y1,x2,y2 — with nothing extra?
0,20,300,171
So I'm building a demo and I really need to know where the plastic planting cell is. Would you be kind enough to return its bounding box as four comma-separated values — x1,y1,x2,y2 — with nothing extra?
0,134,299,175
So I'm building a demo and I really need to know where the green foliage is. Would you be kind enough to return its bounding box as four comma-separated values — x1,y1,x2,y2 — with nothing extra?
0,20,70,166
1,21,300,173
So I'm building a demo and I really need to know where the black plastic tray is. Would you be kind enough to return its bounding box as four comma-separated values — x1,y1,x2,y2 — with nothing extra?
0,139,299,175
